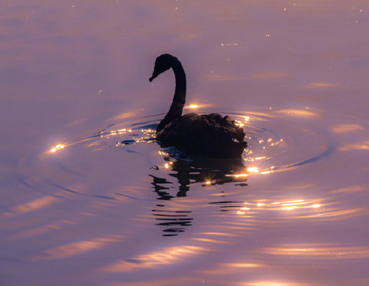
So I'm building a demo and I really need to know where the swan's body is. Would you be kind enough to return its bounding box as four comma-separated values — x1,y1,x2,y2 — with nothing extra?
150,54,247,158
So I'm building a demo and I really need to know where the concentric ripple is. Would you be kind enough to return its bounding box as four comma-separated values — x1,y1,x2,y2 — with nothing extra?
17,107,336,198
14,107,342,238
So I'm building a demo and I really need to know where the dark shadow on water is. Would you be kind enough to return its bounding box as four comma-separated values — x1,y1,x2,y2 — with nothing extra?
151,157,247,198
152,205,193,237
150,154,248,236
285,142,336,170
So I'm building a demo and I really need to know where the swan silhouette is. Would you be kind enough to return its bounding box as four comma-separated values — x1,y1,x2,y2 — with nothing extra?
149,54,247,158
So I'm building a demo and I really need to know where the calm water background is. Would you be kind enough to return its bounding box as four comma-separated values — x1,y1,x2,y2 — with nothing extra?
1,1,369,285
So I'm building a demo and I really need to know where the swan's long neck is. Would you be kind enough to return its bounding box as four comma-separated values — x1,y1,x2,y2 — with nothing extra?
157,59,186,132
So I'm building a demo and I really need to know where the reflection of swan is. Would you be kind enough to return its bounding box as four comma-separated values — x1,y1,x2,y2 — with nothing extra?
149,54,247,158
150,156,247,236
151,156,247,199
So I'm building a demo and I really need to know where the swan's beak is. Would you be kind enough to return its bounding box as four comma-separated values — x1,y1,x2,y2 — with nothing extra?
149,70,160,82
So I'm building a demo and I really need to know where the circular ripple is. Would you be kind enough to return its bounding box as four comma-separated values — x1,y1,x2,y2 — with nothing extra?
18,108,336,196
14,107,343,237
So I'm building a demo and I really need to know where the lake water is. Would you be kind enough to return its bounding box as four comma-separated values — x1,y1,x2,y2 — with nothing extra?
1,1,369,286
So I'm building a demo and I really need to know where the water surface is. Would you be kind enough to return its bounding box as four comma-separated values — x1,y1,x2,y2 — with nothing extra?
1,1,369,286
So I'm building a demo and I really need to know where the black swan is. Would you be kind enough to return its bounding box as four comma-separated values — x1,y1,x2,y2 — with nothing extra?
149,54,247,158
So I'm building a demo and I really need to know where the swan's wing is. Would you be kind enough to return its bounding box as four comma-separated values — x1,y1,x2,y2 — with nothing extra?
156,113,246,158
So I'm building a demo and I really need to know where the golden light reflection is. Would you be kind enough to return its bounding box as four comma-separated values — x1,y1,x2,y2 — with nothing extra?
255,156,267,161
107,109,144,121
281,206,298,211
163,162,173,169
158,150,169,156
275,109,318,119
243,111,276,120
184,103,215,109
329,185,365,194
247,167,259,173
338,141,369,151
331,124,364,134
220,42,241,47
241,281,304,286
102,245,209,272
260,244,369,260
225,263,262,268
100,127,155,148
50,144,65,153
302,82,339,88
260,170,274,175
237,206,251,215
107,277,202,286
6,195,61,217
234,119,244,127
245,136,285,164
226,173,248,179
233,196,366,221
104,128,132,138
296,208,365,219
41,236,122,259
197,232,238,237
234,198,326,217
192,238,229,244
234,173,247,178
197,262,263,275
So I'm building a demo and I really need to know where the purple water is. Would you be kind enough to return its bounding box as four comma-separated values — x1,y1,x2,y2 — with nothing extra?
1,1,369,286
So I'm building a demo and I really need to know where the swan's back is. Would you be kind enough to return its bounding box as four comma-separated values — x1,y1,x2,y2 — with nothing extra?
157,113,247,158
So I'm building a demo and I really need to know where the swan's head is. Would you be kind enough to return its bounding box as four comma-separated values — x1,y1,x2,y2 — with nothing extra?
149,54,177,82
